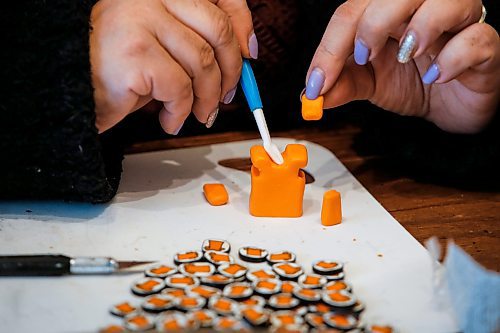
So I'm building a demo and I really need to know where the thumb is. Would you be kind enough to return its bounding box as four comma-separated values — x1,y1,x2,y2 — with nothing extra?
210,0,257,59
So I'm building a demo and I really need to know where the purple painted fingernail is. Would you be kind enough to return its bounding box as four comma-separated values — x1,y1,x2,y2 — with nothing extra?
305,68,325,99
223,86,237,104
173,121,184,135
249,32,259,59
354,39,370,65
422,63,440,85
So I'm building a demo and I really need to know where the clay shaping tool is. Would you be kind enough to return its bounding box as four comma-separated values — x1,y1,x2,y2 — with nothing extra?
0,255,152,276
240,59,284,165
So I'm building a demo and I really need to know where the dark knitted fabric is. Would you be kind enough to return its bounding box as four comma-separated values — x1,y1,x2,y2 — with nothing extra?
0,0,122,203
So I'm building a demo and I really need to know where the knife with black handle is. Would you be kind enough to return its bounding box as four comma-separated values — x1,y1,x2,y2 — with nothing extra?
0,255,152,276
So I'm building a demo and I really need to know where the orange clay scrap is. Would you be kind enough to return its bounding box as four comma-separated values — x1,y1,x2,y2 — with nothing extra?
203,183,229,206
301,94,324,121
321,189,342,226
249,144,308,217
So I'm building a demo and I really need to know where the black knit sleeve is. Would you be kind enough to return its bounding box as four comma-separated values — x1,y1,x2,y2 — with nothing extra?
0,0,122,203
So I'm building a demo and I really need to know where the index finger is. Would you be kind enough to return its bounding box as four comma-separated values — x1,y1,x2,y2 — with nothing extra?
209,0,256,59
305,0,369,99
163,0,242,101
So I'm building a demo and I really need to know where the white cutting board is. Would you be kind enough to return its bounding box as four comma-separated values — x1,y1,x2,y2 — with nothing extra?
0,138,458,333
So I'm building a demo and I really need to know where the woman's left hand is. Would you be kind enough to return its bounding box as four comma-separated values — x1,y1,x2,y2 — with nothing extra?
306,0,500,133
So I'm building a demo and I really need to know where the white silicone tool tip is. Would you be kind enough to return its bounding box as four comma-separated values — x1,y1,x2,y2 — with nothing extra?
265,142,284,165
253,108,284,165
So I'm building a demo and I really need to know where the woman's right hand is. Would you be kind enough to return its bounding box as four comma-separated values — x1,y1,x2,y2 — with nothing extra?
90,0,256,134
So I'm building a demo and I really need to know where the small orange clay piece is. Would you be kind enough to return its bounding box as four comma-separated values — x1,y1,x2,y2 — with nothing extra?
321,189,342,226
270,253,292,261
136,280,160,291
203,183,229,206
303,276,321,285
371,325,393,333
328,292,350,302
301,95,324,121
250,144,308,217
100,325,125,333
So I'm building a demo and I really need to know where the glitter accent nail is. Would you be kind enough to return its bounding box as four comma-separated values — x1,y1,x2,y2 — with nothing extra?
397,33,417,64
206,108,219,129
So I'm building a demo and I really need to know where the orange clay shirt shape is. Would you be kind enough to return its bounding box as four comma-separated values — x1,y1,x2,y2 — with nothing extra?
250,144,308,217
321,190,342,226
301,95,324,121
203,183,229,206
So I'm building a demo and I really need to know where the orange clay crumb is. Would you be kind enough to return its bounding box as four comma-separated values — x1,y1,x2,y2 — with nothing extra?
243,308,263,321
180,297,198,307
311,315,323,325
147,297,170,307
253,270,274,279
184,264,211,274
371,326,393,333
208,253,230,262
194,311,210,321
315,303,331,313
136,280,160,291
207,275,228,282
281,282,295,293
325,281,347,291
277,314,295,325
277,264,301,275
301,94,324,121
303,276,321,285
150,266,173,275
224,264,245,275
203,183,229,206
192,286,216,298
329,314,350,326
249,144,307,217
321,189,342,226
178,252,198,260
242,298,259,306
299,289,317,297
215,299,232,311
247,248,263,256
100,325,125,333
127,316,149,327
115,302,135,313
329,292,350,302
171,277,194,285
276,295,293,305
257,281,277,290
165,289,185,297
270,253,292,261
163,320,180,331
230,286,248,295
218,317,236,328
317,261,338,269
205,240,224,251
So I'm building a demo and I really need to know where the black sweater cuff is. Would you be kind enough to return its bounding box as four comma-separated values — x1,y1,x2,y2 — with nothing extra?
0,0,122,203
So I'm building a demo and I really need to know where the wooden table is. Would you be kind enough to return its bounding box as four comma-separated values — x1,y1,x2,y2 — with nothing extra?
128,125,500,272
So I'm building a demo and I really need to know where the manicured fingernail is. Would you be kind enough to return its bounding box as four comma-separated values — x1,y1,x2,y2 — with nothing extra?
305,68,325,100
223,86,237,104
173,121,184,135
354,39,370,65
422,63,440,85
397,32,417,63
249,32,259,59
206,108,219,128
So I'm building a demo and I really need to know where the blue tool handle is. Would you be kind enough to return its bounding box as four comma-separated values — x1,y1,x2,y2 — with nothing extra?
240,59,263,112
